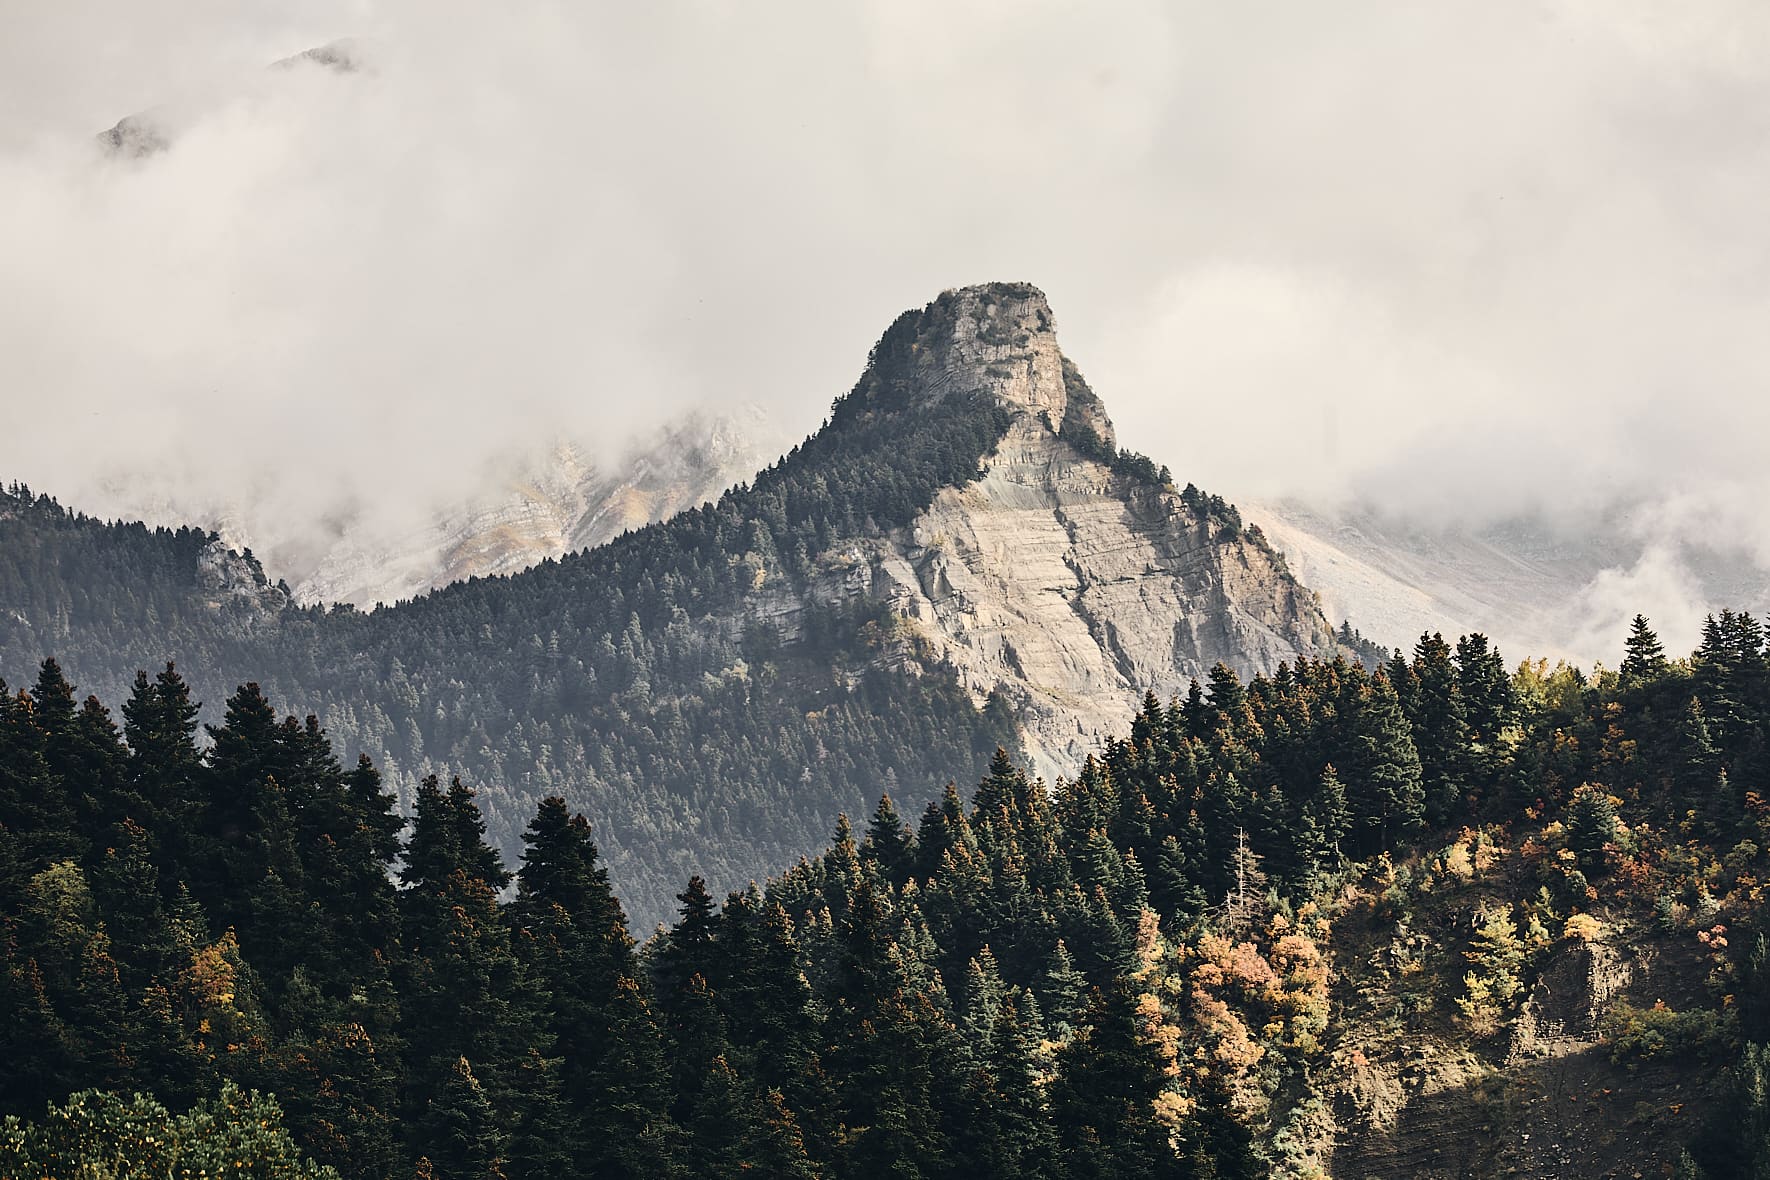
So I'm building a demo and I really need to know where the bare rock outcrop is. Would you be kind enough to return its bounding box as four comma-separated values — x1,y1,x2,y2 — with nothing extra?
747,282,1342,780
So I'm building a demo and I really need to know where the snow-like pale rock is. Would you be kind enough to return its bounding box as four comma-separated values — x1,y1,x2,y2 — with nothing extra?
736,283,1342,781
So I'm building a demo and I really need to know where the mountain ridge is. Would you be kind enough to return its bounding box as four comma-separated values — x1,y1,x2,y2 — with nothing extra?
0,281,1348,926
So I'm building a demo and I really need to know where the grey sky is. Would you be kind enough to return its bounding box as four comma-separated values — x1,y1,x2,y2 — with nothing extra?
2,2,1766,655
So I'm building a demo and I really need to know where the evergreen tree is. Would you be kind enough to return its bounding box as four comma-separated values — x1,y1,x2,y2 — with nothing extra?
1620,614,1669,685
1458,905,1525,1036
1409,633,1470,824
1345,674,1425,854
118,665,202,889
1565,785,1620,872
1205,663,1246,722
510,797,681,1179
26,660,86,863
401,786,558,1180
1051,981,1185,1178
654,875,718,1006
861,792,916,887
0,681,76,880
957,988,1058,1178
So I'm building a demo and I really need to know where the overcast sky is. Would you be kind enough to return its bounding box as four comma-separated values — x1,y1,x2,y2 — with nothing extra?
2,2,1767,654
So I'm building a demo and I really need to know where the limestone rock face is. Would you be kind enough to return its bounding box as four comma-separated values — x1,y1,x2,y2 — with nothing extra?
898,283,1074,427
195,539,289,615
749,282,1342,780
779,416,1336,779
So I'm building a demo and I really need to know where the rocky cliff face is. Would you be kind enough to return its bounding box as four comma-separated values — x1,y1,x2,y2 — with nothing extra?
750,282,1341,779
195,538,290,614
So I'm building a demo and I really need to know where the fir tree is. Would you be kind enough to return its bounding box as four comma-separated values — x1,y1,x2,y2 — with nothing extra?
1051,980,1185,1178
861,791,916,887
510,797,681,1179
1620,614,1669,685
118,665,202,891
1345,673,1425,854
1409,632,1470,824
402,787,558,1180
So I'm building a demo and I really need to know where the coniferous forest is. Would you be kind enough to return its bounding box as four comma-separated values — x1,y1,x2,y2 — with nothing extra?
5,612,1770,1177
0,312,1031,931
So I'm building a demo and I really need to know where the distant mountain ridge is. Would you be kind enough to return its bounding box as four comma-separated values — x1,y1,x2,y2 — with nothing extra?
1250,498,1770,666
176,412,767,610
0,281,1348,926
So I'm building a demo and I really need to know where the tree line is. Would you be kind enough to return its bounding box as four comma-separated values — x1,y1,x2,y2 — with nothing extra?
4,608,1770,1175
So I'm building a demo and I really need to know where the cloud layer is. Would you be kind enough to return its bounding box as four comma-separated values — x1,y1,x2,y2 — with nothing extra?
3,1,1767,656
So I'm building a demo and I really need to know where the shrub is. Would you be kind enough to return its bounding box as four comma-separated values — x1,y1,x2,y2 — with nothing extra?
1564,912,1606,942
1602,1001,1731,1064
0,1085,337,1180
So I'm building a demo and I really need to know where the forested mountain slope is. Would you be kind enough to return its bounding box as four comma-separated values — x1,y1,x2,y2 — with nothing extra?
0,282,1344,926
3,614,1767,1178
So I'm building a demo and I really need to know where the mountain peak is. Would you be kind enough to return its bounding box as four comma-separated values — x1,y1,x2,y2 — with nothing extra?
860,281,1079,428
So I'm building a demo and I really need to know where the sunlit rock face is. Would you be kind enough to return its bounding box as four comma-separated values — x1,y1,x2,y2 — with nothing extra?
741,282,1341,780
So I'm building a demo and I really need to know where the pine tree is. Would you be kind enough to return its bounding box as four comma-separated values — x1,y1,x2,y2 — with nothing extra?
1147,833,1208,927
1051,980,1185,1178
0,681,77,880
654,875,718,1007
510,797,681,1179
419,1056,509,1180
1345,674,1425,854
1565,785,1620,872
27,660,86,862
1409,633,1470,825
1040,939,1089,1036
1457,905,1525,1036
1179,680,1211,740
402,786,559,1180
1309,764,1351,871
1620,614,1669,685
861,791,916,887
709,894,828,1142
956,988,1058,1178
686,1054,819,1178
915,783,971,882
974,746,1036,819
66,695,129,851
960,947,1007,1055
1205,663,1245,722
119,665,202,891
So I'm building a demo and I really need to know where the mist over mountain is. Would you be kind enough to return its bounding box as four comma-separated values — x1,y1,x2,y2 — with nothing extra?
5,3,1769,653
2,282,1349,928
7,7,1770,1176
148,410,771,610
1253,498,1770,668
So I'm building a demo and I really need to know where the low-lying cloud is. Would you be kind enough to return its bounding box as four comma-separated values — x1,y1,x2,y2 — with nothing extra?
3,1,1767,658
